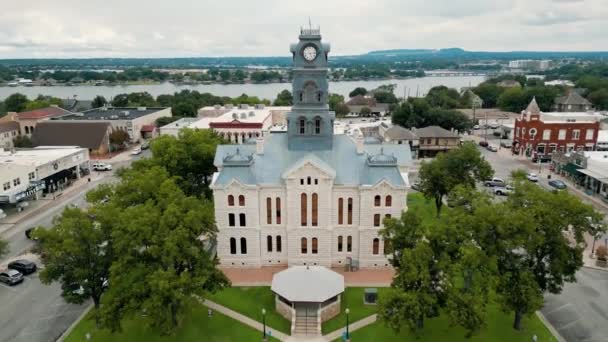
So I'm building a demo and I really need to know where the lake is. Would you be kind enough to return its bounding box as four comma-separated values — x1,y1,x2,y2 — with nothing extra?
0,76,486,101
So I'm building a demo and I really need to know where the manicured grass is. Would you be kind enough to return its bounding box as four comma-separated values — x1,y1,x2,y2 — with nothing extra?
206,286,291,335
407,192,441,222
334,304,556,342
65,302,278,342
322,287,389,334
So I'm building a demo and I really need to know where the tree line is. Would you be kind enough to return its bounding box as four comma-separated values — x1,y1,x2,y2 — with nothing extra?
380,143,605,336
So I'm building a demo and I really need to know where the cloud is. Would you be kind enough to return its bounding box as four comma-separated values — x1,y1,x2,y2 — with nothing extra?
0,0,606,58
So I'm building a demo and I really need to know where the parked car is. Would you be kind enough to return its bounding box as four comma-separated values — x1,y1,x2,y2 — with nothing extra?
92,162,112,171
141,141,150,150
486,145,498,152
484,177,506,187
494,185,514,196
478,141,489,147
489,123,500,129
8,260,37,275
500,141,512,148
411,182,421,191
131,147,142,155
473,125,480,130
0,269,24,286
548,179,567,190
526,172,539,182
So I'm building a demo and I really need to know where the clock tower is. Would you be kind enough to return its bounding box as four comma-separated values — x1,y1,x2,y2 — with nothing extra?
287,26,335,150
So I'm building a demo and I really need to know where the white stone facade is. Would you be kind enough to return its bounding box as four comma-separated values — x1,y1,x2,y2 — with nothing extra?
213,160,407,269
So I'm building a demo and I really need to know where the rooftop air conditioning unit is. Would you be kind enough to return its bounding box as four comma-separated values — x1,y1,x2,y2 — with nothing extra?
249,111,255,117
240,113,247,119
121,111,130,116
110,115,119,119
240,104,248,109
232,113,238,119
255,104,265,109
214,105,221,110
225,104,233,109
137,107,147,111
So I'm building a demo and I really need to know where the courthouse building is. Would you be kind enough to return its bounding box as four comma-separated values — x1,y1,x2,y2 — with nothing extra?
211,28,411,269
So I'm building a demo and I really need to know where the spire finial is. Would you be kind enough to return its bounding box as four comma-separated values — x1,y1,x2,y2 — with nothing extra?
309,17,312,30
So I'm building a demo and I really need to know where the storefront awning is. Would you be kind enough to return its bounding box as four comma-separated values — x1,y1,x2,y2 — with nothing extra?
577,168,608,182
562,163,582,175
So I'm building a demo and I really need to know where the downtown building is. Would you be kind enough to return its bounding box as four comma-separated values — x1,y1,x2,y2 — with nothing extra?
210,28,411,269
513,98,601,158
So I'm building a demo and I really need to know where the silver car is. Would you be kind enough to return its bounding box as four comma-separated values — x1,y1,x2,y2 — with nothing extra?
0,269,24,286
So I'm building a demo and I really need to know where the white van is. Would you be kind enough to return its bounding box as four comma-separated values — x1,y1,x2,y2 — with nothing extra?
92,162,112,171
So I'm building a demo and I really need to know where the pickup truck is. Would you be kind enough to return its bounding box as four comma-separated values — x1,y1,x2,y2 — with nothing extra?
484,177,506,187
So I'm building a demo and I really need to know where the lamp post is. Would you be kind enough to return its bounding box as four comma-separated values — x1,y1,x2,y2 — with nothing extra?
345,308,350,341
262,308,266,341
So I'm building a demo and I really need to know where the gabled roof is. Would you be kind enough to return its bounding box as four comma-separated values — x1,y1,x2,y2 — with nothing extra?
0,121,19,133
16,106,73,120
346,95,377,107
140,124,156,133
414,126,460,138
555,91,592,106
525,97,541,114
282,154,336,179
32,121,110,149
384,125,417,140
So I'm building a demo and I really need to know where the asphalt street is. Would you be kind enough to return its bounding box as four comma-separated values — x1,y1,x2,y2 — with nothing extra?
0,150,148,342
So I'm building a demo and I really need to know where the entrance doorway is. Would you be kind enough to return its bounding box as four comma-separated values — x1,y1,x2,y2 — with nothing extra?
294,302,318,335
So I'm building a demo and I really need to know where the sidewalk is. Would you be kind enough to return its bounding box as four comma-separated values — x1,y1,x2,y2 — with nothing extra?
323,314,377,341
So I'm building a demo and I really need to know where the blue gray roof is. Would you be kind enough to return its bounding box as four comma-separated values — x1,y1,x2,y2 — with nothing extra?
213,134,412,187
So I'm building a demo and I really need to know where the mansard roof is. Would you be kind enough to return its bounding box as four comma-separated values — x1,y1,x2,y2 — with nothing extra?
212,133,411,188
555,91,592,106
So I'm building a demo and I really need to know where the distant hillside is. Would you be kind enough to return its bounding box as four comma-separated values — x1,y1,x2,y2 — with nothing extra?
366,48,608,60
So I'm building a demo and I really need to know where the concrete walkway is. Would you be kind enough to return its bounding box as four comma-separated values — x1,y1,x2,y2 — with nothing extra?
199,298,290,341
323,314,377,341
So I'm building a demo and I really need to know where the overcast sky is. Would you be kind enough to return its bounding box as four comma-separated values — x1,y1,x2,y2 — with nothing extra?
0,0,605,58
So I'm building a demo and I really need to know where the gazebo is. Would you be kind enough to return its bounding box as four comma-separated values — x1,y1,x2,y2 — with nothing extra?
271,266,345,330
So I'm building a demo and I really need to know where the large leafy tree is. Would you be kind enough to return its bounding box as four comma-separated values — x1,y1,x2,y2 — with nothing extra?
4,93,29,112
132,128,223,197
418,143,493,215
100,167,229,334
273,89,293,106
35,204,115,326
92,95,108,108
349,87,367,98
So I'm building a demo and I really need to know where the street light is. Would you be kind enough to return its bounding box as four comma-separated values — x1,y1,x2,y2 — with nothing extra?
262,308,266,341
345,308,350,341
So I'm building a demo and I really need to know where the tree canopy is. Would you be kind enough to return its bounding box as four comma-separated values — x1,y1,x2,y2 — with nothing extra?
273,89,293,106
349,87,367,98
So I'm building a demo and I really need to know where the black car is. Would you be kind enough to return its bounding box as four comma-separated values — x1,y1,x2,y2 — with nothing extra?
548,180,567,190
478,141,489,147
532,155,552,163
8,260,37,275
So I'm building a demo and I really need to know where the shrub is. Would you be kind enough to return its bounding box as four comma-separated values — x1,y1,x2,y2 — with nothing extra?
596,245,608,261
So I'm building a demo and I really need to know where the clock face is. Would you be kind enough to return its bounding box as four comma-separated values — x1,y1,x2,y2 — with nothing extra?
302,46,317,61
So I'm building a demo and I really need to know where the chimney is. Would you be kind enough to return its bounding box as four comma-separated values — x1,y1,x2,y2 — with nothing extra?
256,136,265,155
356,135,365,154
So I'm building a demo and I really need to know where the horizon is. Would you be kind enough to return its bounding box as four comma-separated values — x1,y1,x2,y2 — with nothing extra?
1,0,606,59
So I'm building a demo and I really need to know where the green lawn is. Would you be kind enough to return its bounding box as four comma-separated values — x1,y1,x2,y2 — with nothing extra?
322,287,389,334
206,286,291,335
65,302,278,342
407,192,441,221
335,304,556,342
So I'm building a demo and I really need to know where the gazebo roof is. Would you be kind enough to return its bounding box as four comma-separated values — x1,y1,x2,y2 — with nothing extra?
271,266,345,302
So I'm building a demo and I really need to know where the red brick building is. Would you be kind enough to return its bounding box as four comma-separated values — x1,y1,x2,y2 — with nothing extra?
513,98,601,157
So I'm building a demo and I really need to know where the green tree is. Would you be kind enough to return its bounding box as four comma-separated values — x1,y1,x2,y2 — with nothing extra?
4,93,29,112
273,89,293,106
360,106,372,117
100,167,229,334
109,130,130,148
35,205,114,326
374,91,398,104
328,93,345,112
349,87,367,98
24,95,62,111
0,238,8,259
425,86,461,109
334,103,350,117
472,83,503,108
155,116,181,127
418,143,493,215
92,95,108,108
523,86,561,112
13,135,33,148
588,88,608,110
497,87,527,112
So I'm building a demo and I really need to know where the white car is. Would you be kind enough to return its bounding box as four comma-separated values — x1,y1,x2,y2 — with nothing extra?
494,185,514,196
526,173,539,182
92,162,112,171
131,147,142,155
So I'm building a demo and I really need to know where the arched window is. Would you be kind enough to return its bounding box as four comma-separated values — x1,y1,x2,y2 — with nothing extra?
372,238,379,255
347,198,353,225
238,195,245,206
338,236,343,252
276,198,281,225
374,195,381,207
301,237,307,254
230,237,236,255
385,195,392,207
385,214,392,220
384,239,391,255
312,238,318,254
338,198,344,225
276,236,282,252
24,126,29,134
228,195,234,206
373,214,381,227
301,193,307,226
267,235,273,252
312,193,318,227
228,213,235,227
315,117,321,134
266,197,272,224
240,237,247,254
317,91,322,102
299,118,306,135
239,213,246,227
347,236,352,252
